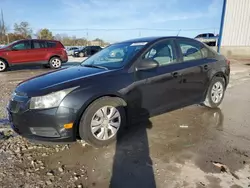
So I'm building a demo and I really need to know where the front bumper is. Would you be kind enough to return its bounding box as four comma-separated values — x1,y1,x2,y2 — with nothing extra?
7,97,77,142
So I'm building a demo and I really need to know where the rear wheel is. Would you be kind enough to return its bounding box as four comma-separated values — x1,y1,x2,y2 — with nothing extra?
49,57,62,69
203,77,225,108
79,97,126,147
0,59,7,72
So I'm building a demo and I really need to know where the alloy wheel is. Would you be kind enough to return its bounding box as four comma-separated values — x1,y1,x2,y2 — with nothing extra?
51,58,61,68
90,106,121,141
211,81,224,103
0,60,6,71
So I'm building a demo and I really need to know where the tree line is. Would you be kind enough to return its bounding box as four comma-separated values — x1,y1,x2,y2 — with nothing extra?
0,18,109,46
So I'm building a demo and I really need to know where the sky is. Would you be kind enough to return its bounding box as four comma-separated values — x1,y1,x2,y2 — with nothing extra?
1,0,223,42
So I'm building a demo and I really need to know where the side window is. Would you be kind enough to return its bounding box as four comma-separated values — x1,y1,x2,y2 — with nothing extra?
12,41,31,50
47,41,56,48
33,41,40,49
39,41,47,48
178,40,203,62
143,40,176,66
208,33,214,37
33,41,47,49
201,46,216,58
201,34,207,38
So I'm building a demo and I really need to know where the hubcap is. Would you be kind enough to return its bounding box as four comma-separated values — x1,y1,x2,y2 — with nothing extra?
0,61,6,71
91,106,121,141
51,58,61,68
211,82,224,103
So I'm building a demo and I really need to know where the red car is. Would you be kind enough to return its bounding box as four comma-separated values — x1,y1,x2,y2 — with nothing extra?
0,39,68,72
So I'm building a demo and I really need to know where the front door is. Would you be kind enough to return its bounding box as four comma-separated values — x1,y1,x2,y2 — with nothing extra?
132,39,184,116
8,40,32,64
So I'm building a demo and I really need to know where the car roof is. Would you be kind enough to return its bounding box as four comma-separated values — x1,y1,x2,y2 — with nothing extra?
116,36,195,44
13,39,60,43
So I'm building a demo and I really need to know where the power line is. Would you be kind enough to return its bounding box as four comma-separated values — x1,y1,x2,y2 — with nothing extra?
8,27,219,32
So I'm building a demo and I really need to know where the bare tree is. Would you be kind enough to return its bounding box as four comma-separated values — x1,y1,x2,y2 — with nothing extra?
14,21,32,38
0,9,7,44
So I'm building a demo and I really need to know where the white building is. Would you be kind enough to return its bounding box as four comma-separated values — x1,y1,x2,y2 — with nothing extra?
220,0,250,58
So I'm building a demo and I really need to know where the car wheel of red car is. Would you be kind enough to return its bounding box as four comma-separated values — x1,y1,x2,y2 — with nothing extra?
49,57,62,69
0,60,7,72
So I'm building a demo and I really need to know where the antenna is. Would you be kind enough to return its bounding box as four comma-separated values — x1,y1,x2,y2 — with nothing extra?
177,29,181,36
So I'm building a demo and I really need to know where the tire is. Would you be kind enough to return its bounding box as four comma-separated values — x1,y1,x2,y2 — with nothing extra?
49,57,62,69
0,59,8,72
203,77,225,108
79,52,84,57
79,97,126,147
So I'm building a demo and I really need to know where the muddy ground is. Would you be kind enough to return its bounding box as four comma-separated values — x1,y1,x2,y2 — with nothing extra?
0,58,250,188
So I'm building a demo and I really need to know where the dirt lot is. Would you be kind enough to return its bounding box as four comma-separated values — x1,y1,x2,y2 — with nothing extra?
0,58,250,188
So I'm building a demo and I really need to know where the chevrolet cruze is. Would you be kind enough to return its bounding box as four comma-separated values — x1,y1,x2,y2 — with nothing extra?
7,37,230,146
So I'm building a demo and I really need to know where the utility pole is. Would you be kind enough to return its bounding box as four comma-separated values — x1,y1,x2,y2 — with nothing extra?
86,28,89,46
0,9,5,43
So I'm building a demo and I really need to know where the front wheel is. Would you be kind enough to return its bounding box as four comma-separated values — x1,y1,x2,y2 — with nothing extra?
79,97,126,147
203,77,225,108
0,59,8,72
49,57,62,69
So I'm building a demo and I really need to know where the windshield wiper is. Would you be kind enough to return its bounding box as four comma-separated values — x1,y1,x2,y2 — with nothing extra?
82,64,109,70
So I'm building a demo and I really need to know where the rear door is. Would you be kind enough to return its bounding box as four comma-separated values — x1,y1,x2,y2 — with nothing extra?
30,40,48,63
175,38,211,103
7,40,32,64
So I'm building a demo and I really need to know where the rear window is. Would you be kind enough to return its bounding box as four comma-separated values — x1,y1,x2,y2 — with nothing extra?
47,41,57,48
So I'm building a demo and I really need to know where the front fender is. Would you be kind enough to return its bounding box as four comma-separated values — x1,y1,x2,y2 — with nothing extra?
59,85,127,134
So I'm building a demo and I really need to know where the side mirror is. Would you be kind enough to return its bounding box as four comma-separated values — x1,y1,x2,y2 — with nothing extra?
136,59,159,71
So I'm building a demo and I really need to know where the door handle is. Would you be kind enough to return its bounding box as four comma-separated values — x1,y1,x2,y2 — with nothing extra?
203,64,208,71
172,72,179,78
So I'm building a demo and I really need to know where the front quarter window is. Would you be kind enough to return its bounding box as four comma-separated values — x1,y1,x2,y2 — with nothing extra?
81,42,147,69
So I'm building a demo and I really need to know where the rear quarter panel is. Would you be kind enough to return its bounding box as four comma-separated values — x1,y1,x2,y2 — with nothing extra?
46,45,68,62
207,54,230,86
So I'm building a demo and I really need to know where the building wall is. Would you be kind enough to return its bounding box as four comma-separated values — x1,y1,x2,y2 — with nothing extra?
221,0,250,58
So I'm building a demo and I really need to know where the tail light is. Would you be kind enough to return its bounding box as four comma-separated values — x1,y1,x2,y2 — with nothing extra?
226,59,230,66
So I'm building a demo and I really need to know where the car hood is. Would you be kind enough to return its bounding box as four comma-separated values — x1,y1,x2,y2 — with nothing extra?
16,66,111,96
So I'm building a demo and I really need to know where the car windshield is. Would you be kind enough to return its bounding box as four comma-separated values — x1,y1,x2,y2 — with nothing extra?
81,42,147,69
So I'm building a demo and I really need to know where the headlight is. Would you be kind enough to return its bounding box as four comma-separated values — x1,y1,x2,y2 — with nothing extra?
29,87,78,109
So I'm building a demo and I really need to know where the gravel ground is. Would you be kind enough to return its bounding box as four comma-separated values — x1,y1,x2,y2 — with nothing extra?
0,59,250,188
